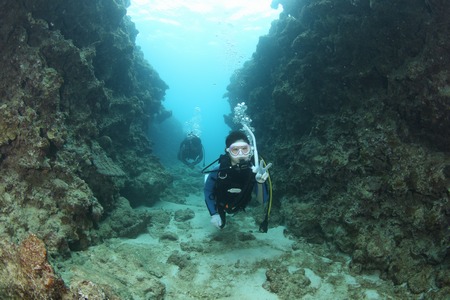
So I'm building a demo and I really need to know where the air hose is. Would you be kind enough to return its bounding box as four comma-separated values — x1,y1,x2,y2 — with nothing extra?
242,123,273,233
242,124,258,170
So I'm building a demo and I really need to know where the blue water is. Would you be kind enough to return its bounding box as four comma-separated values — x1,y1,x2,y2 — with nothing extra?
127,1,280,166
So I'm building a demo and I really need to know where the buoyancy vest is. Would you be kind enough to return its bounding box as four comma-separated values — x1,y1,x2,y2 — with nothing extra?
213,155,255,214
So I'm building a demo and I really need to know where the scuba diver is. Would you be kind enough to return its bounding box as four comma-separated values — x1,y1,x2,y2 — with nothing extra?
177,133,204,168
202,129,273,232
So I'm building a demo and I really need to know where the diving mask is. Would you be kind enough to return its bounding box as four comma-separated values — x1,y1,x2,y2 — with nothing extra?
227,141,251,158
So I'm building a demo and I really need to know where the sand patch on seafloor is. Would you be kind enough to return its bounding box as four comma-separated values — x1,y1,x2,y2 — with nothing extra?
58,192,408,299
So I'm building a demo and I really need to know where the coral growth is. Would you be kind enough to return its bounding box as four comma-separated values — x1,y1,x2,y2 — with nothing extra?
264,266,312,298
0,234,67,299
0,0,171,257
225,0,450,296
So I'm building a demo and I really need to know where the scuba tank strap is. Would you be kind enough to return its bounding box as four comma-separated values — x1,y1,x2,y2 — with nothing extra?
202,145,206,167
201,158,219,174
201,154,232,174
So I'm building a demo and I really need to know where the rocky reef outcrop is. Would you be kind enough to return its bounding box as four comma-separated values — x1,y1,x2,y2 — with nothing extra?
226,0,449,296
0,0,171,273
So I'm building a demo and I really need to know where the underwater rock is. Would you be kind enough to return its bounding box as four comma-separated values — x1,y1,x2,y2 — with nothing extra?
174,208,196,222
92,149,126,177
407,266,434,294
180,241,205,253
237,232,257,241
98,197,151,239
225,0,450,295
160,232,179,242
167,251,191,269
122,170,172,207
0,0,171,258
68,280,121,300
0,234,67,299
264,266,312,298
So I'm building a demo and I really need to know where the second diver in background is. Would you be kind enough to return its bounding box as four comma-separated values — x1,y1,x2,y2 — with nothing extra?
178,133,204,168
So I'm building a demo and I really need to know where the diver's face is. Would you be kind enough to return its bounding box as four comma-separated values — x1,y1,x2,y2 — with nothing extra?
227,140,251,164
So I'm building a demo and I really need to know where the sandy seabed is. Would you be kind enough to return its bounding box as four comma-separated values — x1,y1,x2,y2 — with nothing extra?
59,192,405,300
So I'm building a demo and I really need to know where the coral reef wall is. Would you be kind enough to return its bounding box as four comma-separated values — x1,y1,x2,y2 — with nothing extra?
226,0,449,295
0,0,172,255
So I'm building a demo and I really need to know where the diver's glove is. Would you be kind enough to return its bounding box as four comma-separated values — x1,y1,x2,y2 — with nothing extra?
253,160,273,184
210,214,222,229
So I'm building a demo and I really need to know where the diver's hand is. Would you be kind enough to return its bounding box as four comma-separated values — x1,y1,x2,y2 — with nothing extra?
210,214,222,229
254,160,272,183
